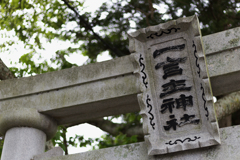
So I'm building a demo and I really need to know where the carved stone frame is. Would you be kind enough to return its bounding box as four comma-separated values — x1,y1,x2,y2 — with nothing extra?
128,15,220,155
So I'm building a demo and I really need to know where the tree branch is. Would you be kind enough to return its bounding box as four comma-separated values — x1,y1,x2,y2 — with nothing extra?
0,58,15,80
86,92,240,136
148,0,155,19
61,0,125,57
87,118,144,138
215,91,240,121
88,91,240,136
62,127,68,155
62,91,240,139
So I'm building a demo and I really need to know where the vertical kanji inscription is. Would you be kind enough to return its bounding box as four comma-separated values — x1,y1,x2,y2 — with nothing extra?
129,15,220,155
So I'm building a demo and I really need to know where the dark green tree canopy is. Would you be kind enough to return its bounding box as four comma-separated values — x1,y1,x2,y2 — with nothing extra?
2,0,240,73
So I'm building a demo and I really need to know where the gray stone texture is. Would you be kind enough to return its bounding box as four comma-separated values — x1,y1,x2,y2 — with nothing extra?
202,27,240,96
1,127,46,160
33,147,63,160
0,108,57,140
0,25,239,128
36,125,240,160
128,15,220,155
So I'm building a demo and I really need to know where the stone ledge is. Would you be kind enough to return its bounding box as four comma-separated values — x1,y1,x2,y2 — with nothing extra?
0,26,240,99
0,108,57,140
38,125,240,160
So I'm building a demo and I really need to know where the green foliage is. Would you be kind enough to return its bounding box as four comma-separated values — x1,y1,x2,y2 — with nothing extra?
92,113,142,150
0,137,3,157
95,133,138,149
161,0,240,36
51,126,95,154
9,53,56,77
3,0,240,74
51,126,67,152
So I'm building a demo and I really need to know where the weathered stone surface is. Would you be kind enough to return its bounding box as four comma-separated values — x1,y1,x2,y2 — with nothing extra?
0,108,57,140
202,27,240,96
0,73,141,125
0,25,240,127
36,125,240,160
203,27,240,55
1,127,46,160
128,15,220,155
0,55,138,99
0,55,141,126
33,147,63,160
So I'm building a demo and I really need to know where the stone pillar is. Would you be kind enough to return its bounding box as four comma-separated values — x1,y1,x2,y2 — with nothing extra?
1,127,46,160
0,108,57,160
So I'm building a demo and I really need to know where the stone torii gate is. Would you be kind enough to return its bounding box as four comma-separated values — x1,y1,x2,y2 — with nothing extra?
1,16,240,159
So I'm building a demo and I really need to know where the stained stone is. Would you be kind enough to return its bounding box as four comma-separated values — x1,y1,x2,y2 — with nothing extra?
36,125,240,160
1,127,46,160
128,15,220,155
33,147,64,160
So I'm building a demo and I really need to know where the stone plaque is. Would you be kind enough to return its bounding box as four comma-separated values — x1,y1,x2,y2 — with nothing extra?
128,15,220,155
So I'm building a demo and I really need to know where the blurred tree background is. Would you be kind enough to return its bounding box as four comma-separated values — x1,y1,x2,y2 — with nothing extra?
0,0,240,155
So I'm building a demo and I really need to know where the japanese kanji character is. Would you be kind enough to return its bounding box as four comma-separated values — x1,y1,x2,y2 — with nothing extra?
176,94,193,111
180,114,195,122
164,115,178,131
160,98,175,113
160,79,192,98
155,57,187,79
153,44,185,59
178,114,200,127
